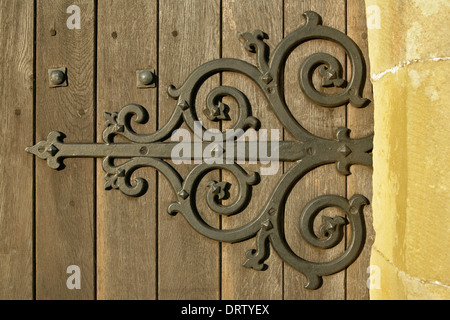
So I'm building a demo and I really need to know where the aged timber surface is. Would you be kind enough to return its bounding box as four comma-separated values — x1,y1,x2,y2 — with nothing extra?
1,0,373,300
35,0,95,299
96,0,158,300
0,0,34,300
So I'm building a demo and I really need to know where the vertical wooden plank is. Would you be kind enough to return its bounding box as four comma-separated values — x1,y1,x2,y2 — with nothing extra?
284,0,347,299
158,0,221,299
221,0,283,300
35,0,95,299
96,0,157,300
346,0,374,300
0,0,34,299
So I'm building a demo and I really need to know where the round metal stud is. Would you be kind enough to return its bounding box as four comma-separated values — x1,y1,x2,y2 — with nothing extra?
50,70,66,85
138,70,155,86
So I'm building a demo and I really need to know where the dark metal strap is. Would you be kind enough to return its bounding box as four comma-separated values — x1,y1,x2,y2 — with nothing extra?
27,11,372,290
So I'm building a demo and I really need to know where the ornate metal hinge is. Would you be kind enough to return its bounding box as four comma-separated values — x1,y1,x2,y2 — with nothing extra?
27,11,372,290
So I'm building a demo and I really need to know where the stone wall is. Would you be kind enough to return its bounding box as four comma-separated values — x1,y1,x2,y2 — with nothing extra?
365,0,450,299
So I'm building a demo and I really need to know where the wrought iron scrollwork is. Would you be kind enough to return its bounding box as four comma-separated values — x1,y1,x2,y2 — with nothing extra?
26,11,373,290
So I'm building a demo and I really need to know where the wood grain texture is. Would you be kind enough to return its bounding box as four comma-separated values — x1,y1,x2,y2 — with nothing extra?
0,0,373,300
221,0,283,300
96,0,158,300
0,0,34,299
346,0,374,300
283,0,347,300
158,0,221,300
35,0,95,299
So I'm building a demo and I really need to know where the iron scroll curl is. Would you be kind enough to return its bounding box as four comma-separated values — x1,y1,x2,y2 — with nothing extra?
26,11,373,290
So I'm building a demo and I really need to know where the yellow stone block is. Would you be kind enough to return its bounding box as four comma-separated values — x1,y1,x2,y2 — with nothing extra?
365,0,450,77
369,40,450,299
366,0,450,299
370,249,450,300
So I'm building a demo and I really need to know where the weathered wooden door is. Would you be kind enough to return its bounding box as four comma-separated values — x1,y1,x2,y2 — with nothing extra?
1,0,373,300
